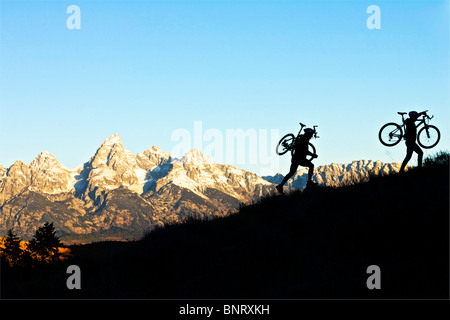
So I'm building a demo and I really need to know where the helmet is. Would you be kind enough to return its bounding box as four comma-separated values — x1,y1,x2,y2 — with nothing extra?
409,111,419,118
304,128,314,135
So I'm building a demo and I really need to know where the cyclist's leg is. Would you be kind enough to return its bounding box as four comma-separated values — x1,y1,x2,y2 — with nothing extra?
412,143,423,167
298,159,314,183
279,161,299,187
400,143,414,172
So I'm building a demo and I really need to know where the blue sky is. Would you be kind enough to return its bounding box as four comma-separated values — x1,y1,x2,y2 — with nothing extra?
1,0,448,175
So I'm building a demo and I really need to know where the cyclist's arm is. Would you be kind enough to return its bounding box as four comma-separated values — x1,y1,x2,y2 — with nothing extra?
298,135,317,157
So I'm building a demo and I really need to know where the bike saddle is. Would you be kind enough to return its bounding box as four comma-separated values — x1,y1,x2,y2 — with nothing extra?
397,112,407,115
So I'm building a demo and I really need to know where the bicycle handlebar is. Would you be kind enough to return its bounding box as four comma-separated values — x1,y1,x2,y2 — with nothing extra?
297,122,319,139
398,110,434,118
420,110,435,120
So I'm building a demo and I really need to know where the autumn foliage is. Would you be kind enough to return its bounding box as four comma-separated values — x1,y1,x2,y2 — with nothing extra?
0,222,71,267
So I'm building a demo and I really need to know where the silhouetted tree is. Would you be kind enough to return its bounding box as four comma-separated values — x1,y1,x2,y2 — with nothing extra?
1,229,23,266
27,222,61,264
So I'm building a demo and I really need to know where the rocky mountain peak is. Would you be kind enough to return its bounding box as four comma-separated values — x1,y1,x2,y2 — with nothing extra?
102,133,122,147
137,145,170,170
26,151,74,195
82,135,140,197
148,145,165,154
89,134,135,171
180,148,212,166
7,160,30,176
0,160,32,206
30,151,60,172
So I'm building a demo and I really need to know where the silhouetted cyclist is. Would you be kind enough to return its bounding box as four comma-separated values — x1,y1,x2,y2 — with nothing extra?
276,128,318,194
400,111,425,172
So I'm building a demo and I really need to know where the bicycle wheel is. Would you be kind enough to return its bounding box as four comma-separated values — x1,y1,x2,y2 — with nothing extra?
291,143,317,161
379,123,403,147
276,133,295,155
417,125,440,149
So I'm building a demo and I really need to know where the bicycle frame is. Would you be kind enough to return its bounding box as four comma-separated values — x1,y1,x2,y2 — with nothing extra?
276,122,320,158
398,110,433,139
279,122,319,153
379,109,440,149
289,123,319,152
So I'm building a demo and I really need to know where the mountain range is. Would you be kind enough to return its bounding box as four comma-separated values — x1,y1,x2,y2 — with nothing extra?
0,134,402,243
263,160,402,189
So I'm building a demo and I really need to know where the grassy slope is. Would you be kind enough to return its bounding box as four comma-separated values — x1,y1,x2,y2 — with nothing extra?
2,162,448,299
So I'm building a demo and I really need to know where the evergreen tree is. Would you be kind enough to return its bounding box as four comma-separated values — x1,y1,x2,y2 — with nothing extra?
28,222,61,264
1,229,23,266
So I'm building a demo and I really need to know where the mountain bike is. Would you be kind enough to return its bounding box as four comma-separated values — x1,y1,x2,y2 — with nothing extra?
378,110,440,149
276,123,319,161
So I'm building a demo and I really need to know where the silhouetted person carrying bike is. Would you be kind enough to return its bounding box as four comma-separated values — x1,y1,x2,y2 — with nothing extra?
400,111,425,172
276,128,318,194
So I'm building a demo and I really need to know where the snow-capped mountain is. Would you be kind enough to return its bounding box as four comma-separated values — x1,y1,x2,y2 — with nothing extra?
0,134,402,243
0,134,273,243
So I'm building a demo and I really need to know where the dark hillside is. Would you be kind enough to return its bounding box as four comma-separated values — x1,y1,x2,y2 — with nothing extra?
2,156,448,299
